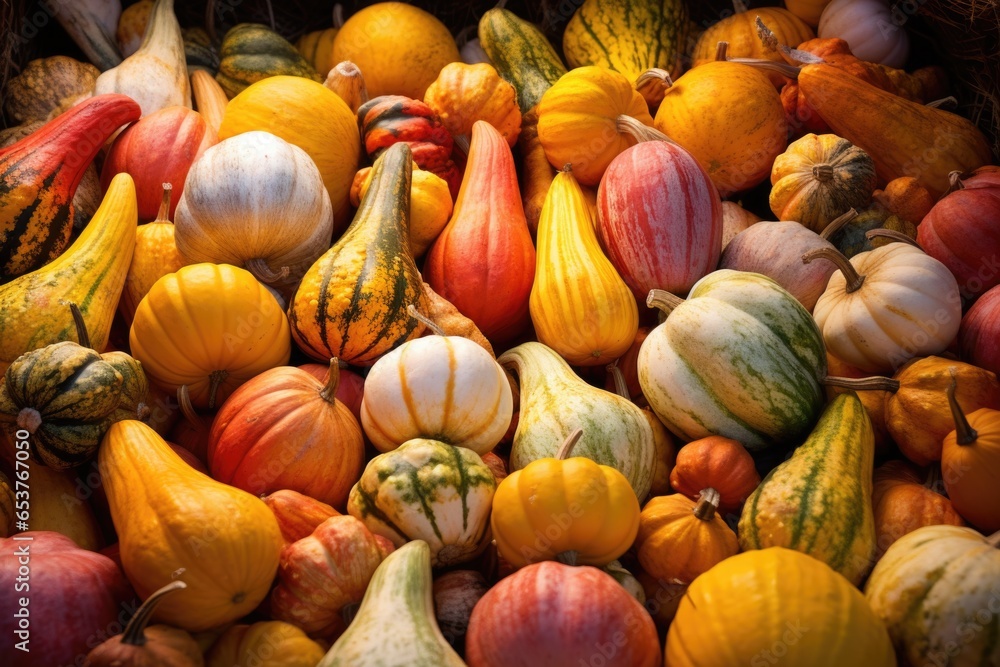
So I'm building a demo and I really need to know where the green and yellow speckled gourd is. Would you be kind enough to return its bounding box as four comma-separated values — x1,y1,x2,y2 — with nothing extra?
216,23,322,98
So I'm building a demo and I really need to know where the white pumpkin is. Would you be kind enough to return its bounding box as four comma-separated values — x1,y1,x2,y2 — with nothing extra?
819,0,909,69
174,131,334,286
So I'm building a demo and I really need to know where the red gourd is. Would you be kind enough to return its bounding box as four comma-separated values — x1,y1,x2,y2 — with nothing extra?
424,120,536,345
0,94,140,280
961,285,1000,376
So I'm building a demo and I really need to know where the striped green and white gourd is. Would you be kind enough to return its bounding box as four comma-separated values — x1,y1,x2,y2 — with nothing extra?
318,540,466,667
739,392,877,585
498,341,655,500
865,525,1000,666
637,269,826,450
347,439,495,568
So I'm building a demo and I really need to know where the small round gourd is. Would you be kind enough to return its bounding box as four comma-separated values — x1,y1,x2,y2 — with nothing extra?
423,62,521,146
205,621,325,667
942,378,1000,532
668,436,760,512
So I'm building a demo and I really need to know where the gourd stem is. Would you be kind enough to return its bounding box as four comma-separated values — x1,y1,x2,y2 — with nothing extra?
715,41,729,62
68,302,92,349
818,208,859,240
945,170,965,195
988,531,1000,549
812,164,834,182
732,0,748,13
801,248,865,293
615,114,676,145
646,289,685,315
207,371,228,410
556,429,584,460
136,402,152,422
946,370,978,446
606,363,630,401
319,357,341,403
725,56,803,79
121,581,187,646
245,258,290,283
693,488,721,521
754,18,825,67
155,183,172,223
495,0,509,9
635,68,674,91
865,229,922,249
926,96,957,110
333,3,345,28
924,465,944,495
407,304,446,337
555,550,579,566
822,375,900,392
454,134,471,157
177,385,205,431
16,408,42,434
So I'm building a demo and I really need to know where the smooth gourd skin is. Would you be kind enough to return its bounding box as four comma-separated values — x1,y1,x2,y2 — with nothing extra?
942,407,1000,532
206,621,325,667
98,420,283,632
872,460,965,559
692,7,814,67
666,548,896,666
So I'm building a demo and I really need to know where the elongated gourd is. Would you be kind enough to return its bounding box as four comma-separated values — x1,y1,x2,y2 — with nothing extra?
318,541,466,667
739,392,877,585
530,168,637,366
50,0,122,71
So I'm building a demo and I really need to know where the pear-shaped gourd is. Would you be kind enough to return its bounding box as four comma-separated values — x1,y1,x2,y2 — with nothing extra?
318,540,466,667
498,341,655,499
739,392,877,585
289,142,428,366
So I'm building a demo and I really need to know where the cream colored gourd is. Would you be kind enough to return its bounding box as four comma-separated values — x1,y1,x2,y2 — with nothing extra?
93,0,190,116
360,308,512,455
498,342,655,499
174,131,333,286
807,240,961,373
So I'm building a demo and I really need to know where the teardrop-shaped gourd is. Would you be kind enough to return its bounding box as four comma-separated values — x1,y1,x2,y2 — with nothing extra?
739,392,877,585
324,61,369,113
942,379,1000,532
49,0,122,71
424,120,536,345
530,168,637,366
499,342,655,499
98,420,283,631
289,142,428,366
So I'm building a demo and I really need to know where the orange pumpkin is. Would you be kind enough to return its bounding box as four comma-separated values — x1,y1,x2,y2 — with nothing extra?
423,62,521,146
872,460,965,558
668,437,760,513
942,379,1000,532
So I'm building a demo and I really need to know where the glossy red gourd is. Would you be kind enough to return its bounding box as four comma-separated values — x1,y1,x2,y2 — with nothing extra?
961,285,1000,377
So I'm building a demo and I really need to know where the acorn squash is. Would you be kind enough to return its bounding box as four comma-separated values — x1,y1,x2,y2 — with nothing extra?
216,23,322,98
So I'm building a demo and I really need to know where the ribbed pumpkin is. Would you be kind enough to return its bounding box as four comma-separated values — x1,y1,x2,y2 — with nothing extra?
263,489,341,546
530,168,638,366
692,4,814,72
216,23,322,98
288,143,428,366
218,76,360,226
769,133,877,233
942,380,1000,532
962,285,1000,377
786,0,834,25
536,66,654,187
183,26,218,75
423,62,521,146
3,56,99,124
348,438,496,567
668,436,760,513
666,548,895,666
818,0,909,68
206,622,325,667
866,526,1000,666
297,28,339,75
873,460,965,559
129,263,292,409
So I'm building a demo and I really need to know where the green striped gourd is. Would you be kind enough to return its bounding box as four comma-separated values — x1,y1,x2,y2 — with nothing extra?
865,525,1000,666
739,392,877,585
498,342,655,499
318,541,466,667
347,439,495,567
216,23,322,98
637,270,826,450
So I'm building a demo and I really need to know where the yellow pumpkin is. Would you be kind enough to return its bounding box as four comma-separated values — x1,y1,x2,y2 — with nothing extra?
206,621,325,667
333,2,460,99
536,66,654,186
785,0,834,26
423,62,521,146
654,61,787,196
297,28,339,75
692,5,814,73
666,548,896,666
491,430,641,569
129,263,291,409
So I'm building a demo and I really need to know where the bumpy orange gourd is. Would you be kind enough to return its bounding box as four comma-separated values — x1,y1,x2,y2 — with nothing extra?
424,62,521,146
942,380,1000,532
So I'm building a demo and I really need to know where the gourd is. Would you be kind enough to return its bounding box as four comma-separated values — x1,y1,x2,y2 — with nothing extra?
692,3,814,72
93,0,191,116
942,379,1000,532
668,436,760,513
216,23,322,98
0,171,138,371
174,131,334,287
720,201,761,249
419,282,496,354
183,27,219,75
865,526,1000,666
823,208,916,258
797,63,992,197
491,429,641,568
423,63,521,146
298,26,339,75
536,66,654,187
269,515,393,637
769,133,877,233
4,463,104,550
332,3,460,99
318,541,466,666
638,271,826,450
85,581,204,667
872,460,965,558
348,438,496,567
434,570,489,650
208,360,365,509
530,168,638,365
129,263,292,409
289,143,427,365
739,393,877,585
499,342,655,499
98,419,283,632
0,472,13,536
962,285,1000,377
597,117,723,299
263,489,341,546
807,241,961,373
819,0,909,68
324,61,370,113
666,548,896,666
424,120,536,345
786,0,834,25
206,622,325,667
636,489,738,584
117,1,152,57
0,94,139,281
3,56,100,124
361,308,512,454
49,0,122,71
218,76,360,227
190,70,228,133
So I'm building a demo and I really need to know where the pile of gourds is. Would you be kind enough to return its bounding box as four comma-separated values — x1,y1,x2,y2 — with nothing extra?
1,0,999,665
